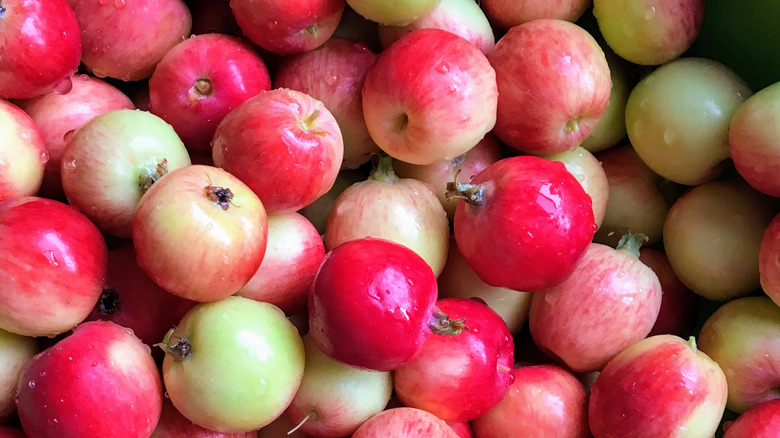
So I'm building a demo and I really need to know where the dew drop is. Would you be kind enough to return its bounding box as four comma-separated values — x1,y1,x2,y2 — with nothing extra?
28,380,35,389
663,129,677,145
39,150,50,164
644,6,656,19
222,313,230,320
98,0,108,5
436,62,450,74
44,250,59,267
91,361,98,367
63,129,76,144
114,0,126,9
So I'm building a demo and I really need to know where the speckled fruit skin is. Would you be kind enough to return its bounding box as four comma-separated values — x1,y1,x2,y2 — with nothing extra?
308,238,440,371
393,297,515,422
452,155,596,292
15,320,163,438
723,399,780,438
0,0,82,99
588,335,727,438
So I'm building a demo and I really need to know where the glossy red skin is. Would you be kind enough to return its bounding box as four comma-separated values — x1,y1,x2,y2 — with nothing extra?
16,73,135,200
480,0,590,30
529,242,662,372
16,320,163,438
151,397,255,438
84,243,197,353
641,248,700,338
212,88,344,214
723,399,780,438
362,28,498,166
447,421,473,438
68,0,192,81
0,197,108,337
471,364,590,438
0,0,81,99
351,408,459,438
274,37,380,169
394,298,515,422
0,99,47,202
760,212,780,307
236,212,325,315
230,0,344,55
148,33,272,152
588,335,727,438
453,155,596,292
132,165,268,302
487,19,611,155
308,238,439,371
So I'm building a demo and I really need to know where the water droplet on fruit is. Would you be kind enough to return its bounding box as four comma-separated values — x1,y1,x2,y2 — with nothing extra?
40,371,46,377
222,313,231,320
406,278,414,287
644,6,656,19
91,361,98,367
544,293,558,306
98,0,108,5
39,150,50,164
448,84,459,94
326,75,338,86
44,250,59,267
63,159,77,173
28,380,35,389
63,129,76,144
164,391,170,398
114,0,126,9
436,62,450,74
663,129,677,145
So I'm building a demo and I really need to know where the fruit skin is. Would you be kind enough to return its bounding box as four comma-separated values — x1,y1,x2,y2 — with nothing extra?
148,33,272,153
151,397,256,437
15,73,136,200
273,37,380,170
393,297,515,422
229,0,344,55
723,399,780,438
60,108,192,238
324,156,450,277
696,296,780,414
284,334,393,437
361,27,498,165
15,320,164,438
211,88,344,214
487,18,611,155
160,296,305,433
0,99,48,202
346,0,441,26
351,407,460,438
588,335,728,438
471,364,590,438
0,0,82,99
0,328,38,424
308,238,440,371
67,0,192,81
529,238,662,373
452,155,596,292
729,80,780,198
592,0,705,65
0,196,108,337
132,165,268,302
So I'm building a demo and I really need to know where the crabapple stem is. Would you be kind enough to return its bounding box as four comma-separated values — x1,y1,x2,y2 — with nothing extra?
288,411,318,435
97,287,121,315
445,169,484,205
687,336,698,352
204,185,235,210
615,231,648,258
429,310,468,336
368,154,399,184
138,158,169,193
155,328,192,362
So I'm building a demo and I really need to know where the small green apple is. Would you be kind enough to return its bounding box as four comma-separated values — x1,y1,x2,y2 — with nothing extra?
159,296,305,433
